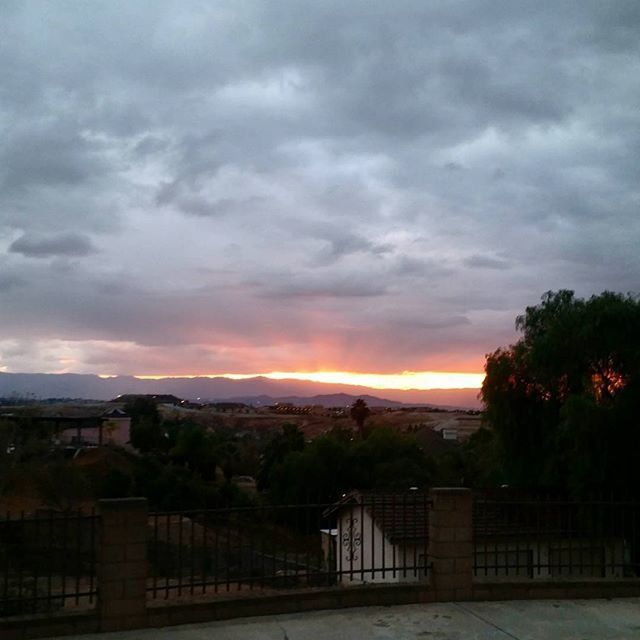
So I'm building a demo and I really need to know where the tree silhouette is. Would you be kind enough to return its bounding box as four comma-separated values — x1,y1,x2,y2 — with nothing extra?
482,289,640,492
124,397,162,452
350,398,371,437
257,423,305,490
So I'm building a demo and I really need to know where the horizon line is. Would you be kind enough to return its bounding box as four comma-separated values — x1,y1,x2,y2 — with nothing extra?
2,370,485,391
130,370,484,391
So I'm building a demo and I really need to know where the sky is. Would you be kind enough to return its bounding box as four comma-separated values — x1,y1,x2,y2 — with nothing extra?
1,1,639,387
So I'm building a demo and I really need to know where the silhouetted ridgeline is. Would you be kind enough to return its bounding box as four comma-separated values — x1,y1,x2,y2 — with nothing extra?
0,372,482,409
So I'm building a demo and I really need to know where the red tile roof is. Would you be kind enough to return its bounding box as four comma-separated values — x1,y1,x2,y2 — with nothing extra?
326,491,430,544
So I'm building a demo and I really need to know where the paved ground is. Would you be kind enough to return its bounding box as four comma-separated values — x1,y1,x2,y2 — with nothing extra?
50,598,640,639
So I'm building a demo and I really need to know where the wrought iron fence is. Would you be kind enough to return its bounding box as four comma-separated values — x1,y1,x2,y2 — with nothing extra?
0,509,98,617
473,491,640,580
4,490,640,618
147,492,431,599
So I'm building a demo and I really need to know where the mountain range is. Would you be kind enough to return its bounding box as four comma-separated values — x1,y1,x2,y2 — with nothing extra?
0,372,482,409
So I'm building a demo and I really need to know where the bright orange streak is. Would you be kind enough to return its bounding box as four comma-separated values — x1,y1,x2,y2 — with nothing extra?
135,370,484,390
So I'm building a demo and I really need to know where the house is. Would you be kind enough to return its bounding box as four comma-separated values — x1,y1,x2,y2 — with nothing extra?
325,491,430,585
1,408,132,449
56,408,130,447
113,393,183,406
473,494,627,579
99,408,131,446
325,490,628,586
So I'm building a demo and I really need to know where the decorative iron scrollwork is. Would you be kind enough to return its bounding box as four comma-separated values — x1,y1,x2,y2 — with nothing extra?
341,516,362,561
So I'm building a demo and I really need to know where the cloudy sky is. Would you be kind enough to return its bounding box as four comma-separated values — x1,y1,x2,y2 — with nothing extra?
1,1,639,384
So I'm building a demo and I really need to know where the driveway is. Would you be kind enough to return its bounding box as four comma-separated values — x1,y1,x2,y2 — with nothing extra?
48,598,640,639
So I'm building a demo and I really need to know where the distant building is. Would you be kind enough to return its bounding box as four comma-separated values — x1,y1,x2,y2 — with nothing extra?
2,409,131,448
112,394,183,406
271,403,311,415
209,402,250,413
58,408,131,447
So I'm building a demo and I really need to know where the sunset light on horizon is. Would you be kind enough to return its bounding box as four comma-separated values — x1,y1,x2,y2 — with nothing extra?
135,370,485,390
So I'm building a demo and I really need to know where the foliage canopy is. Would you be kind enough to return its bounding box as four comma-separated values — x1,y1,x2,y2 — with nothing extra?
482,290,640,492
262,425,435,504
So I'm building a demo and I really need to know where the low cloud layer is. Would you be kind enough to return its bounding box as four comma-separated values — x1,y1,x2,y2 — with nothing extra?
1,1,639,376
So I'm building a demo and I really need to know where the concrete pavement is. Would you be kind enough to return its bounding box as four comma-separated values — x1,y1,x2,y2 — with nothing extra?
47,598,640,640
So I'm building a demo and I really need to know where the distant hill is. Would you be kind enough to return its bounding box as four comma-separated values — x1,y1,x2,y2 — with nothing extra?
226,393,409,408
0,372,482,409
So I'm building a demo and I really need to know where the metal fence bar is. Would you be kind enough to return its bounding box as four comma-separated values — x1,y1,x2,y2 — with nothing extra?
17,512,24,609
306,503,312,587
189,515,195,596
164,513,170,600
32,512,40,611
248,512,254,590
359,500,364,582
381,494,386,580
152,511,158,599
47,510,54,607
630,495,636,576
225,513,230,593
2,511,8,609
89,507,96,605
61,509,68,609
201,514,208,595
402,493,407,580
258,509,264,591
391,494,397,580
618,498,625,576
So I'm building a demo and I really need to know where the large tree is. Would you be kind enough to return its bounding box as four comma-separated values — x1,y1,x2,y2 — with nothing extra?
257,423,305,491
482,290,640,492
124,396,163,452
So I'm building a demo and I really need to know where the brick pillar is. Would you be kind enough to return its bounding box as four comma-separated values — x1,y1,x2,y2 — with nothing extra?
428,488,473,602
98,498,148,631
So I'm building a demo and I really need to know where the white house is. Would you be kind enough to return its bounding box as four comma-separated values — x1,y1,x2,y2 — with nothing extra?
326,491,430,585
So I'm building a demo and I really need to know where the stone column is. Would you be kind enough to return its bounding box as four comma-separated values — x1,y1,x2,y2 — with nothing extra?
97,498,148,631
428,488,473,601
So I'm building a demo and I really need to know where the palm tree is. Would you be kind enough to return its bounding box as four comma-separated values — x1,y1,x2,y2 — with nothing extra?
350,399,370,438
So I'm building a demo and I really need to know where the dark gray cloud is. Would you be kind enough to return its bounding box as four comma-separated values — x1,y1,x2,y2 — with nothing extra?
463,255,510,270
2,123,106,193
322,233,392,261
9,233,96,258
0,1,638,375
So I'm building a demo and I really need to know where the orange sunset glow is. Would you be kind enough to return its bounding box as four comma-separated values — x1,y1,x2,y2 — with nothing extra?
136,370,485,390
